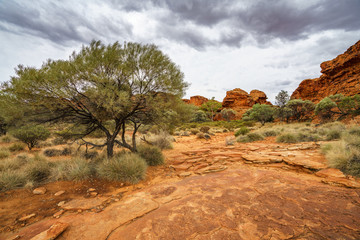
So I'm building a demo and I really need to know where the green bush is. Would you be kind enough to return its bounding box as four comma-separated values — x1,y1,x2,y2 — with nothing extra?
146,132,173,150
262,130,279,137
276,133,298,143
11,125,50,150
0,157,28,171
8,143,25,152
234,127,250,137
97,153,147,184
66,157,93,181
0,148,10,159
137,145,164,166
325,129,342,140
0,170,25,191
200,126,210,133
237,133,264,143
190,129,199,135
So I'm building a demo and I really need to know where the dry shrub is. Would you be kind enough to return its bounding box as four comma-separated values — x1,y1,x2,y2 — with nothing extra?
137,144,164,166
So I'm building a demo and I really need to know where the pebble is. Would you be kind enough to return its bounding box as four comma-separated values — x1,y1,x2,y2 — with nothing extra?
54,190,65,196
53,210,65,218
88,188,96,192
33,187,46,195
19,213,36,221
58,201,66,207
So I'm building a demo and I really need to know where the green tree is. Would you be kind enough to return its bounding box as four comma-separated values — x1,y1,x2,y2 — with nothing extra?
1,40,188,157
286,99,315,121
11,125,50,150
275,90,290,108
220,108,237,122
243,104,275,126
315,97,337,122
200,99,222,121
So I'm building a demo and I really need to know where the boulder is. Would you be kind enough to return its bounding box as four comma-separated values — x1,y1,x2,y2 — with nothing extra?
291,40,360,102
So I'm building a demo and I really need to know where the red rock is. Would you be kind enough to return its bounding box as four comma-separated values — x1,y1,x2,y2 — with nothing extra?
291,40,360,103
29,222,68,240
33,187,46,195
316,168,346,178
53,210,65,218
188,95,209,106
19,213,36,221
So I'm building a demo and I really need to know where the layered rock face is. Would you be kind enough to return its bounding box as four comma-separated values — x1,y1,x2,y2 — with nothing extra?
182,95,209,106
291,40,360,102
221,88,271,119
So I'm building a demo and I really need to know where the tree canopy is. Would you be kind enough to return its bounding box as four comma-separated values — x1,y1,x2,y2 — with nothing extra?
1,40,188,157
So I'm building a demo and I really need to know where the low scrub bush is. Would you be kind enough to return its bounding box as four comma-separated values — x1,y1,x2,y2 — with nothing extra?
43,148,64,157
262,130,279,137
147,132,173,150
276,133,298,143
1,135,12,143
11,125,50,150
0,157,28,171
0,170,25,191
200,126,210,133
225,136,235,146
8,143,25,152
137,145,164,166
24,157,52,183
234,127,250,137
51,157,93,181
196,132,211,139
97,153,147,184
237,133,264,143
0,148,10,159
190,129,199,135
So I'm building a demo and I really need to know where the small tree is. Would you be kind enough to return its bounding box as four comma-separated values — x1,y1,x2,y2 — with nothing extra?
315,97,337,122
11,125,50,150
220,108,236,122
200,99,222,121
1,41,188,158
286,99,315,121
275,90,290,108
243,104,275,126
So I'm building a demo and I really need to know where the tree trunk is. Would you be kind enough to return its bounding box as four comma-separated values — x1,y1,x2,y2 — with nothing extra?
106,139,115,158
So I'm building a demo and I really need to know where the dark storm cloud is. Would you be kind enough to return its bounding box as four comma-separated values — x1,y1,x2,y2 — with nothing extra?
0,1,132,46
118,0,360,48
1,0,359,49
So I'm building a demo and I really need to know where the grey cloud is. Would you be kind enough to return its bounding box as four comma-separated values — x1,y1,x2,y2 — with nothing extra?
0,1,132,46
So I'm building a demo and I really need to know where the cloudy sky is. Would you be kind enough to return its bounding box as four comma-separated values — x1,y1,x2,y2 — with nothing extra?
1,0,359,103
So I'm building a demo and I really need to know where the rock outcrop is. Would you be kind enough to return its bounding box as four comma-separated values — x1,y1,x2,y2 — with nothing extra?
221,88,271,119
291,40,360,102
182,95,209,106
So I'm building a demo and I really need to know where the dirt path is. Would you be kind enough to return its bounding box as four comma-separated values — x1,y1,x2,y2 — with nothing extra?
2,134,360,239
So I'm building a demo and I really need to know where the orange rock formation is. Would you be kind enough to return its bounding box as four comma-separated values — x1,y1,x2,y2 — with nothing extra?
291,40,360,102
182,95,209,106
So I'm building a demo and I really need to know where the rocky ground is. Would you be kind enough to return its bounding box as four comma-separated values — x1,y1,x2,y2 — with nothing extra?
1,133,360,240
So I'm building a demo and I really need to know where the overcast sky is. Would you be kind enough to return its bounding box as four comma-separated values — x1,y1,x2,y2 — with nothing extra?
1,0,359,103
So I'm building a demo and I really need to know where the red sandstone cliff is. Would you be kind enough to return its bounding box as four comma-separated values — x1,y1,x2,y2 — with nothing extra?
182,95,209,106
291,40,360,102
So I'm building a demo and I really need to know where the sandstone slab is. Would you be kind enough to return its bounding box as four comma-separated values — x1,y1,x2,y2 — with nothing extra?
30,222,68,240
61,197,107,211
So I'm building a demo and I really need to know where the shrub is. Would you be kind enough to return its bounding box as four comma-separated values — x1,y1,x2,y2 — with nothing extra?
0,170,25,191
237,133,264,143
52,137,67,145
146,132,173,150
200,126,210,133
24,157,52,183
11,125,50,150
137,145,164,166
0,148,10,159
190,129,199,135
221,108,237,122
234,127,250,137
262,130,279,137
8,143,25,152
97,153,147,184
0,157,28,171
243,104,275,125
276,133,298,143
325,129,342,140
66,157,93,181
1,135,12,143
43,148,63,157
225,136,235,146
196,132,205,139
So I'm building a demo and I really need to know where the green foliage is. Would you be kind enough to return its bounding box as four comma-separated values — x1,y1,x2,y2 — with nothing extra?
2,40,188,158
11,125,50,150
275,90,290,108
66,158,93,181
237,133,264,143
8,143,26,152
220,108,236,122
97,153,148,184
234,127,250,137
315,97,337,122
243,104,275,125
200,100,222,121
1,135,12,143
43,147,72,157
191,110,208,122
137,145,164,166
286,99,315,121
275,106,293,122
